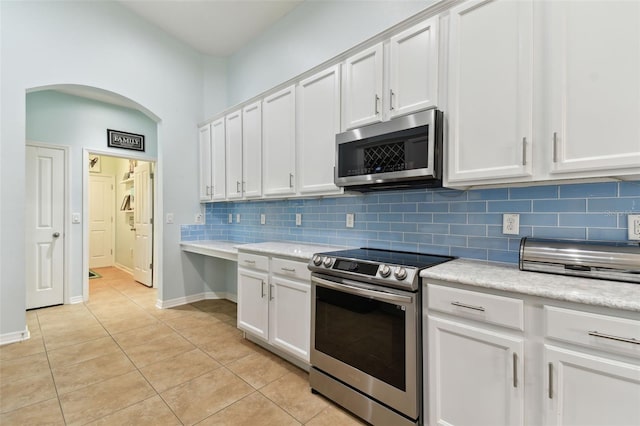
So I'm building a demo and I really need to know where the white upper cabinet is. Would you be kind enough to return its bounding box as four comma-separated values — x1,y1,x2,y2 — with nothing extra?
545,0,640,177
342,18,440,131
446,0,533,184
263,85,296,196
389,17,439,119
343,43,384,130
198,124,212,202
296,65,343,196
225,109,243,199
242,101,262,198
211,118,226,201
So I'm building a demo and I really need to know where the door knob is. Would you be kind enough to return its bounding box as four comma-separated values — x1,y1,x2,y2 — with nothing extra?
52,232,60,238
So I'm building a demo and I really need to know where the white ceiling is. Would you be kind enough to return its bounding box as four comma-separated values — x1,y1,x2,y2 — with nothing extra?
118,0,303,56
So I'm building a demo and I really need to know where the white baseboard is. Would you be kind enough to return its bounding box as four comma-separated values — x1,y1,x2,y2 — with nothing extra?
114,263,134,275
69,296,84,304
157,291,237,309
0,326,30,346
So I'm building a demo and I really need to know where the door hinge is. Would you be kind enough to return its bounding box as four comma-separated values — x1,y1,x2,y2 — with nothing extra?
111,217,113,223
149,263,153,270
150,218,153,225
110,249,113,255
150,173,154,179
111,184,114,190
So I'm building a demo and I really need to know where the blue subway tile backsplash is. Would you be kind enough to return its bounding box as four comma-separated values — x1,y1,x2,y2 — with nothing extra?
181,181,640,264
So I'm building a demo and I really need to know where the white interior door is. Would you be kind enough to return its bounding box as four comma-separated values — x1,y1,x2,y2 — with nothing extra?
25,145,65,309
89,175,114,268
133,162,153,286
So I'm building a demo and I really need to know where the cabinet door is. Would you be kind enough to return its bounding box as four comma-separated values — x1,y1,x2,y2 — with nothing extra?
242,101,262,198
389,17,439,119
263,85,296,196
198,124,212,202
237,268,269,340
269,275,311,362
447,0,533,184
297,65,343,196
428,316,524,426
343,43,383,130
211,118,226,200
545,345,640,426
225,110,243,199
547,1,640,176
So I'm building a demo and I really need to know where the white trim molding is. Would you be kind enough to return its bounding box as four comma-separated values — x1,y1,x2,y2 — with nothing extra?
156,291,236,309
0,326,30,346
69,296,84,304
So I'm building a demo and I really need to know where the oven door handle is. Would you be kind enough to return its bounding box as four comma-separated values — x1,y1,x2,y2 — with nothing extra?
312,275,413,304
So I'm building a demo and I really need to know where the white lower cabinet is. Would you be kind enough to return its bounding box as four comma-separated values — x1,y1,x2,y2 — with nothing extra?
425,282,640,426
543,305,640,426
237,252,311,364
426,284,524,426
544,345,640,426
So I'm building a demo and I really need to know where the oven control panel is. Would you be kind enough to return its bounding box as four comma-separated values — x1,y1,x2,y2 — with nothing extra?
310,254,417,287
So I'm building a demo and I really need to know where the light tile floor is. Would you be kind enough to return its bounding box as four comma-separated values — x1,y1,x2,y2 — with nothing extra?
0,267,366,425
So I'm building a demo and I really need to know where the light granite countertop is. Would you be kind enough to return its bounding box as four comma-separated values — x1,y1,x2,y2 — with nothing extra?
236,241,349,261
180,240,240,261
180,240,348,262
420,259,640,312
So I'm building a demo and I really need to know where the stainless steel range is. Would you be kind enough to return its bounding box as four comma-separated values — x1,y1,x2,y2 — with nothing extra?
308,248,454,426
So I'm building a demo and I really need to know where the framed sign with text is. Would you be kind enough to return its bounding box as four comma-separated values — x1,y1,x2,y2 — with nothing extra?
107,129,145,152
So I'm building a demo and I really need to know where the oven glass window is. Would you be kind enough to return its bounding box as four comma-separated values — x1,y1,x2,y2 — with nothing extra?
315,285,406,391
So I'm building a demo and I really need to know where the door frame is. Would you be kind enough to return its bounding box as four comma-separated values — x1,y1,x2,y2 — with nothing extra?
25,141,71,305
82,148,158,302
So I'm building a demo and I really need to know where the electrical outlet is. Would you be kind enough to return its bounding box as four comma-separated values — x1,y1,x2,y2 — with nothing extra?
628,214,640,241
346,213,355,228
236,214,241,223
295,213,302,226
195,213,203,224
260,214,266,225
228,214,233,224
166,213,174,224
502,213,520,235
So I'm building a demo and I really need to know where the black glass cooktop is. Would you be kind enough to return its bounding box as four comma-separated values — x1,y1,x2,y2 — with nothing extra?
318,248,455,269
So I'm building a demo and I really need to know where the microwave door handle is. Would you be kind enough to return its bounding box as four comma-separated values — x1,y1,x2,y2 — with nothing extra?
311,275,412,305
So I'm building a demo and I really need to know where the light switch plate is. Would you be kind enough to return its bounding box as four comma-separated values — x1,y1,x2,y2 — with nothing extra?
628,214,640,241
295,213,302,226
236,214,241,224
166,213,174,224
228,214,233,224
195,213,203,224
72,213,81,224
260,214,266,225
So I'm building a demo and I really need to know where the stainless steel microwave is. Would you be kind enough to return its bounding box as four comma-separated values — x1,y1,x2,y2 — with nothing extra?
335,109,443,191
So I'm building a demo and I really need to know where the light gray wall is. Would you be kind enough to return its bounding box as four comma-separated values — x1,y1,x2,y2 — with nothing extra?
1,0,206,338
202,56,229,120
225,0,436,106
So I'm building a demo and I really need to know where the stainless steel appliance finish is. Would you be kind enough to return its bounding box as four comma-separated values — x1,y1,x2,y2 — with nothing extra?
519,237,640,283
308,248,454,426
334,109,443,191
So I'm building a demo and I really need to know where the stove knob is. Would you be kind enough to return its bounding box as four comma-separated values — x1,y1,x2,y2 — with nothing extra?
379,265,391,278
312,255,322,266
323,257,334,268
394,267,408,281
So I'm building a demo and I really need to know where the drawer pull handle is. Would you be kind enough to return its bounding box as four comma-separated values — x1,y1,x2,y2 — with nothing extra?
261,280,266,298
281,267,296,272
588,331,640,345
451,301,485,312
513,352,518,388
244,260,256,264
548,362,553,399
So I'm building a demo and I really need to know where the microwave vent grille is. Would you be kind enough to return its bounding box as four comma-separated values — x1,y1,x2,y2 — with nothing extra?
364,141,405,174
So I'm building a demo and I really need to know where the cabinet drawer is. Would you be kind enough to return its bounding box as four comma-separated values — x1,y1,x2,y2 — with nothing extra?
271,257,310,282
427,284,524,331
238,252,269,272
545,306,640,358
